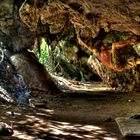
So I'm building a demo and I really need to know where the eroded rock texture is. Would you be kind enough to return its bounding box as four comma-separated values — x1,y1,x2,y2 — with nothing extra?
0,47,30,103
18,0,140,91
0,0,139,93
10,50,58,93
0,0,59,102
20,0,140,38
0,0,35,52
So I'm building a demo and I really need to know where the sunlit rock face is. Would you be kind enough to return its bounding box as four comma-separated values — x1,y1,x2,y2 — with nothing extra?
10,50,52,93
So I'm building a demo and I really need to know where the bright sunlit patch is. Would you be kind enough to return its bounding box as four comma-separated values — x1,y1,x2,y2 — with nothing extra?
53,75,116,92
49,127,69,135
70,133,83,139
6,111,21,116
58,121,70,125
84,134,95,138
36,112,50,116
81,125,101,130
40,109,54,114
104,137,118,140
96,130,108,134
8,112,118,140
45,120,118,140
13,130,35,140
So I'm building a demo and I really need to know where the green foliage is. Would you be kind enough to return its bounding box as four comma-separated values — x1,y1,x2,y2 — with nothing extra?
37,38,55,73
36,38,85,80
37,38,48,64
56,40,83,80
36,38,98,81
133,43,140,56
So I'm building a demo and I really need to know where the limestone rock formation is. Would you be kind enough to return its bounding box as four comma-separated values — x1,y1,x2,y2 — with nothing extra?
0,0,140,94
19,0,140,91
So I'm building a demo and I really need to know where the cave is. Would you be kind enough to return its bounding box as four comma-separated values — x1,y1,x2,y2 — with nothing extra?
0,0,140,139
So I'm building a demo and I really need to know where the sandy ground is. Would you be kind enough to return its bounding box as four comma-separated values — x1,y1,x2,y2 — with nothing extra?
0,81,140,140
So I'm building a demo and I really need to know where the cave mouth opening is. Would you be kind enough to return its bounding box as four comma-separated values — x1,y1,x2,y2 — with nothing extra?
34,37,102,83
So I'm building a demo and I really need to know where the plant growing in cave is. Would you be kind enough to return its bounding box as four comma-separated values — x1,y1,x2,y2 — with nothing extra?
37,38,55,73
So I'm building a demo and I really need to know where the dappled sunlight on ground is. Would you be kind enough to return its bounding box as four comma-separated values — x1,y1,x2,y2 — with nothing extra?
0,88,140,140
4,109,117,140
1,92,140,140
0,90,140,140
13,130,35,140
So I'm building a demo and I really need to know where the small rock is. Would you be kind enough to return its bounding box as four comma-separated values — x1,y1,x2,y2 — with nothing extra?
128,99,135,102
0,122,14,136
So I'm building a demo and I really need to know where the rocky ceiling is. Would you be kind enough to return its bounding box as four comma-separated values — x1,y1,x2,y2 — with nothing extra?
18,0,140,92
20,0,140,40
0,0,140,94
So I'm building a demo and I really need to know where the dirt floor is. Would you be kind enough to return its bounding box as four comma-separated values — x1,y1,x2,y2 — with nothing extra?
0,80,140,140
